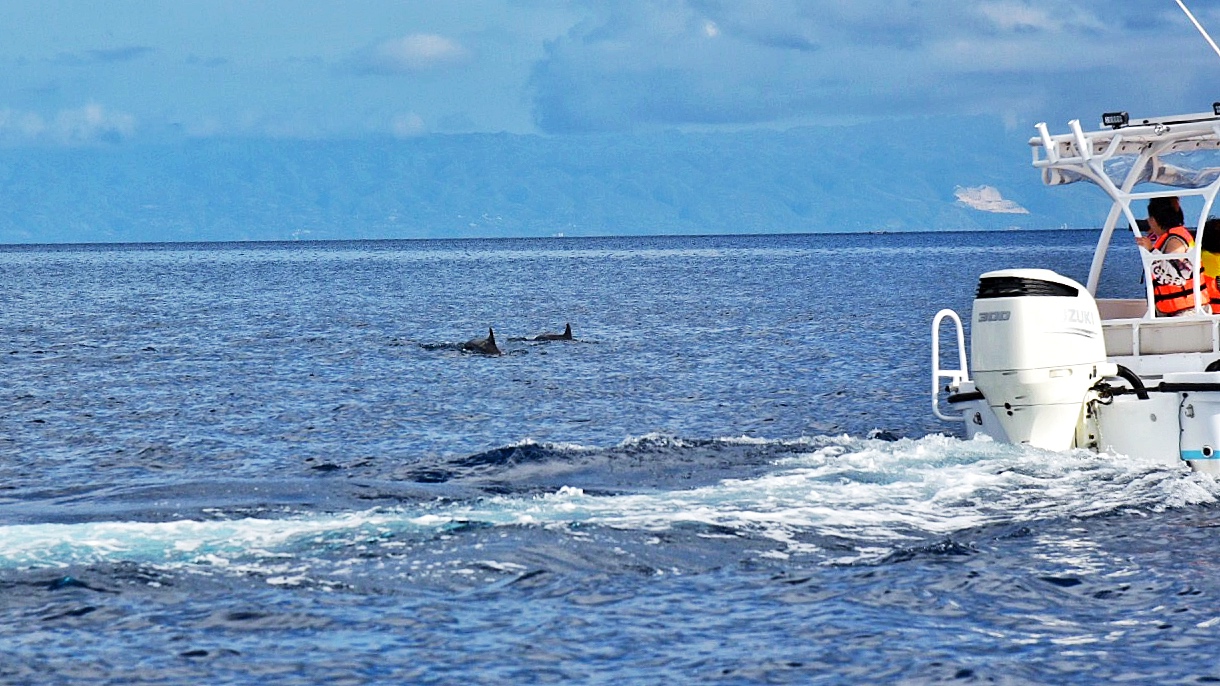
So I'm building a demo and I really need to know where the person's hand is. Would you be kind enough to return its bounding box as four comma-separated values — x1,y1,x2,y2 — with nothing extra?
1136,235,1153,250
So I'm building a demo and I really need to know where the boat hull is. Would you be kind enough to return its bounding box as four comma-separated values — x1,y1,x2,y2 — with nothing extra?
949,374,1220,473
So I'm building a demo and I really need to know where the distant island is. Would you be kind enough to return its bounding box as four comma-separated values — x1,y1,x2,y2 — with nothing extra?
0,116,1101,244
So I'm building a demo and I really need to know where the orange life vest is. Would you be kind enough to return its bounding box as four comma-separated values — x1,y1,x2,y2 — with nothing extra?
1200,243,1220,304
1207,274,1220,305
1152,225,1207,316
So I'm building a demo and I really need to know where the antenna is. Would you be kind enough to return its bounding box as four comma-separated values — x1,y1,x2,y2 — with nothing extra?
1176,0,1220,60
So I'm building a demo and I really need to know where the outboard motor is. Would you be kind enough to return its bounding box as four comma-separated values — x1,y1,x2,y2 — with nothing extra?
970,269,1115,451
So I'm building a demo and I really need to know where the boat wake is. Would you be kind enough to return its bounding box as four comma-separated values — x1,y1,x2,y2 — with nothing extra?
0,433,1214,588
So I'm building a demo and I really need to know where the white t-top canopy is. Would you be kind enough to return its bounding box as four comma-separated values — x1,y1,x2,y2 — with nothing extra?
1032,111,1220,190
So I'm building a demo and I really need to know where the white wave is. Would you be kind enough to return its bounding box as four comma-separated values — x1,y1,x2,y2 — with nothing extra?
0,511,405,569
434,434,1217,561
0,434,1213,571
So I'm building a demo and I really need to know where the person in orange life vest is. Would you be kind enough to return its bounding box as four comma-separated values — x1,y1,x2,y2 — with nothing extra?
1200,216,1220,304
1134,196,1208,316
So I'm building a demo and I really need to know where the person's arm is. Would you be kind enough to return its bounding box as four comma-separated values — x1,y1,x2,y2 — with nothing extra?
1162,235,1189,253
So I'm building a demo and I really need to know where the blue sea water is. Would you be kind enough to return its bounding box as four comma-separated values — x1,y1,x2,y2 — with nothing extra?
2,231,1219,684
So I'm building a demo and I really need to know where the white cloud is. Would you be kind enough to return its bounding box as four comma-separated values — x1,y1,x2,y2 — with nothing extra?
54,103,136,143
361,34,471,74
976,2,1061,33
390,112,426,138
954,185,1029,214
0,103,134,145
527,0,1183,133
975,2,1107,34
0,109,45,138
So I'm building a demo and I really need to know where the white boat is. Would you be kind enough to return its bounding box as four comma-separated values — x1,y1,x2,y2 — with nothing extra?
932,106,1220,473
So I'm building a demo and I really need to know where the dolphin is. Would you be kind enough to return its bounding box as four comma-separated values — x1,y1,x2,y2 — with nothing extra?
462,328,501,356
529,323,573,342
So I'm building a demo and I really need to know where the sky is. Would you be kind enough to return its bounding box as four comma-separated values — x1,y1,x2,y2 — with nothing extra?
2,0,1220,146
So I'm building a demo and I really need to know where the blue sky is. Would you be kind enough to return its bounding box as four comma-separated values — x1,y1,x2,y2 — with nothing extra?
2,0,1219,145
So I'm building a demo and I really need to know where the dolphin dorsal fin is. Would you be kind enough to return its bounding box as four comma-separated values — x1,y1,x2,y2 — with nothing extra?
487,328,496,344
563,323,572,338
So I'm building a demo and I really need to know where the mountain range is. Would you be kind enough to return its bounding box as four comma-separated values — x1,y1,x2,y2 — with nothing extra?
0,116,1103,244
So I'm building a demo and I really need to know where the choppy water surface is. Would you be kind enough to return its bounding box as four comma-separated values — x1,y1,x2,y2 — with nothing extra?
3,232,1220,684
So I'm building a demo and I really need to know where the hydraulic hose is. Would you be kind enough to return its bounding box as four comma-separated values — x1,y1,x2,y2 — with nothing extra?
1113,364,1150,400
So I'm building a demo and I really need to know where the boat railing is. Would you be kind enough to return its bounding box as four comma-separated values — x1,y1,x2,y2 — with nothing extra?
931,309,969,421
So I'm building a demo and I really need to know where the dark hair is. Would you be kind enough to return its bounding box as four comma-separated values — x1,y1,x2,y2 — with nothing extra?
1203,216,1220,252
1148,196,1184,229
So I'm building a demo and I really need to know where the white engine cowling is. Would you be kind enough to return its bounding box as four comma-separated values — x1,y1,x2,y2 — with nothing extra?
970,269,1114,451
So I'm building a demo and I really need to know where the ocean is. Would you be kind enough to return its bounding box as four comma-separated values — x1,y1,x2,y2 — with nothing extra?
3,231,1219,684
